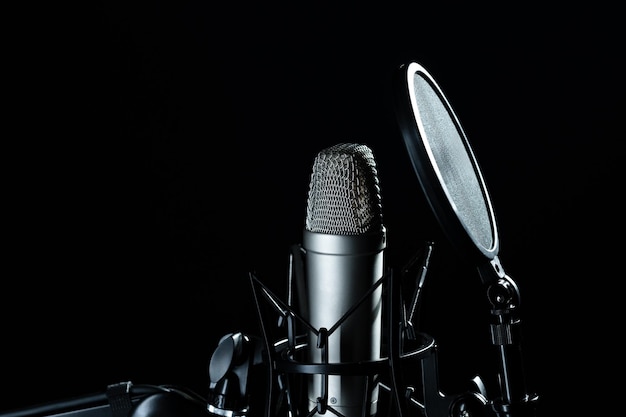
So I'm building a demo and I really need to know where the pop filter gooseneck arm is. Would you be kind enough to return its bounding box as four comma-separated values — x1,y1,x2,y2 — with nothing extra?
392,61,539,417
478,256,538,416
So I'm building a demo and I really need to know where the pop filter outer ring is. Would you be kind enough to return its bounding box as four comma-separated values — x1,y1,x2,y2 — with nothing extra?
392,61,499,263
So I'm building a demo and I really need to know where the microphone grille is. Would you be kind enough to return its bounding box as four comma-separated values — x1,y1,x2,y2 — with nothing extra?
305,143,383,235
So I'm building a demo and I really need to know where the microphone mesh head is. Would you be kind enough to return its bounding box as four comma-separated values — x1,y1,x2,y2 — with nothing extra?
305,143,383,235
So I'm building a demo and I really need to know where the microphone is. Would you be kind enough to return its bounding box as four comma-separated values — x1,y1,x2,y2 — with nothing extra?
298,143,386,417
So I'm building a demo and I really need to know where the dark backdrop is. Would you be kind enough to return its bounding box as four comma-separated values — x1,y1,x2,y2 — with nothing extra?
3,2,622,417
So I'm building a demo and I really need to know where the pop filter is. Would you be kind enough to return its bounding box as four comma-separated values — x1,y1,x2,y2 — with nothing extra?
392,61,499,269
391,61,539,416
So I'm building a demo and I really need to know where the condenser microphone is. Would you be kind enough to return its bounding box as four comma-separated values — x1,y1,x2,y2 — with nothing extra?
298,143,386,417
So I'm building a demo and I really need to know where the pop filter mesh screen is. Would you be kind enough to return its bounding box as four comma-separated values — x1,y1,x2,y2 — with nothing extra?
412,73,494,251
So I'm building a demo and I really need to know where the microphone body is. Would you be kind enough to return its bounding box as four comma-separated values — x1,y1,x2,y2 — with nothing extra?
298,143,386,417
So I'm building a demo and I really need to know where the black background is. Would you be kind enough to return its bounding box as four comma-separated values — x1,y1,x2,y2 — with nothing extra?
3,2,622,416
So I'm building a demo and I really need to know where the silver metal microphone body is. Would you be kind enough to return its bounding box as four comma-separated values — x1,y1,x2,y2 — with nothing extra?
299,143,386,417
